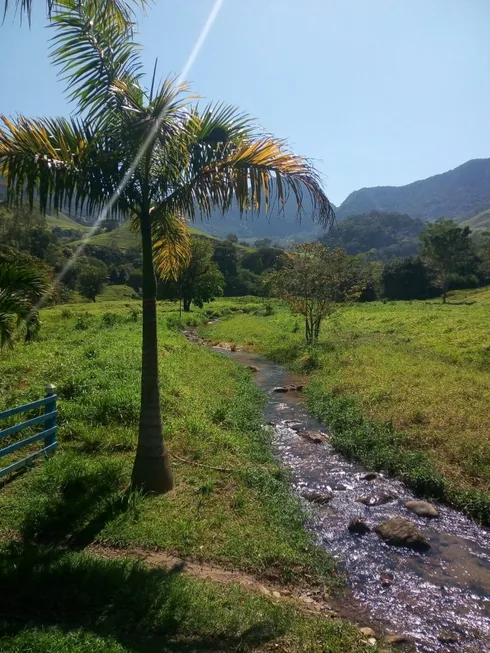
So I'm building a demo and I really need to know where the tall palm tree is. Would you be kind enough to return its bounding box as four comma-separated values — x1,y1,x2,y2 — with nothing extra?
0,0,334,492
0,256,45,348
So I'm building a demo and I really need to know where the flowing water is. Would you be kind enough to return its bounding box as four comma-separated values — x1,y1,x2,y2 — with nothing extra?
204,340,490,653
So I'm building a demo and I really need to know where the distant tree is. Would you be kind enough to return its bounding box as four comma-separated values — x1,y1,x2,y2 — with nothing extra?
254,238,272,249
382,257,435,300
127,269,143,294
78,266,107,302
0,255,45,348
241,247,282,275
226,233,238,243
420,220,475,303
270,244,365,344
179,239,224,311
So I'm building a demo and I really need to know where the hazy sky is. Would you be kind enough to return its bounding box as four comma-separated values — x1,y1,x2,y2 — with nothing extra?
1,0,489,205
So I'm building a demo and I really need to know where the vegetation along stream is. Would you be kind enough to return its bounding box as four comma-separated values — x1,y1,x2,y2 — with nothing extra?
186,333,490,653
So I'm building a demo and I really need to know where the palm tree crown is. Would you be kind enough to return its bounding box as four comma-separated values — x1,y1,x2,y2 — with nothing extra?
0,0,334,492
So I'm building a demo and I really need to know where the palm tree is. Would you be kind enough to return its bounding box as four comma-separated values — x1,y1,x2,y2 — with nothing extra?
0,256,45,348
0,0,334,493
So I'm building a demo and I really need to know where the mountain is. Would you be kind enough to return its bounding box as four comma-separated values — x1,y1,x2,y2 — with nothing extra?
336,159,490,222
323,211,424,260
196,187,328,242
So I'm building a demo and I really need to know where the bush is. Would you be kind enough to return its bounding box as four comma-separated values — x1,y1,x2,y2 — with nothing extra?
101,312,123,328
127,307,140,322
166,315,183,331
74,313,92,331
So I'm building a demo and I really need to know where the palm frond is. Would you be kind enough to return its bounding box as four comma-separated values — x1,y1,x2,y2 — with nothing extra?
0,258,45,348
3,0,149,29
0,114,130,216
49,0,143,122
150,210,191,282
156,107,335,230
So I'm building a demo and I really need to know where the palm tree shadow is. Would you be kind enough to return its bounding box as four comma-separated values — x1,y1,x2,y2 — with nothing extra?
0,543,282,653
19,463,133,548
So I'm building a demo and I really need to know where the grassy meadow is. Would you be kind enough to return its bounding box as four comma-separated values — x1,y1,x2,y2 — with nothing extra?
0,299,374,653
201,288,490,523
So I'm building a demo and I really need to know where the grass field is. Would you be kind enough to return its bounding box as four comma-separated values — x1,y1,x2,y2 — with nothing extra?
0,300,374,653
45,211,91,233
71,220,252,251
201,289,490,522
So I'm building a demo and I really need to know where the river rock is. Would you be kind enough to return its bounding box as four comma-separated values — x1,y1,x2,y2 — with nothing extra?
380,572,394,587
246,365,260,373
286,422,303,432
362,472,377,481
404,500,439,518
437,631,459,644
301,490,333,504
384,634,411,645
298,430,326,444
367,638,377,646
359,627,375,638
356,494,395,507
348,517,371,535
375,518,430,550
273,386,289,393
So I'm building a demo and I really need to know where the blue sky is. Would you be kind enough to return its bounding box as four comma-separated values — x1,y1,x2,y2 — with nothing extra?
1,0,489,206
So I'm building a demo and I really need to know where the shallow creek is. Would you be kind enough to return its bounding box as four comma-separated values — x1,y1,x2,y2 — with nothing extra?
202,341,490,653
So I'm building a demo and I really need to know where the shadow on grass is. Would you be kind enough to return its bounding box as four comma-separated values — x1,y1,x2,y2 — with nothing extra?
18,456,132,548
1,458,286,652
0,543,283,652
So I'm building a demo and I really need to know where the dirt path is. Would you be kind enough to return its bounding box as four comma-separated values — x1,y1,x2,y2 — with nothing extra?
88,543,338,617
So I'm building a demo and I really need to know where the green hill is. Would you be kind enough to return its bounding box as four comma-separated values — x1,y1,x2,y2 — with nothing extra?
460,208,490,231
71,220,240,252
45,211,91,234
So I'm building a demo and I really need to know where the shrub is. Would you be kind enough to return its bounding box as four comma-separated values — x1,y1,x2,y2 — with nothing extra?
101,312,123,328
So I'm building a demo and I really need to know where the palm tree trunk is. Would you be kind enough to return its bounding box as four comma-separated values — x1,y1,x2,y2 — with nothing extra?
131,205,173,493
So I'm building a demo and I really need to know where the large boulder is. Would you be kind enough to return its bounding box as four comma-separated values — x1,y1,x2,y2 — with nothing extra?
404,500,439,518
375,518,430,550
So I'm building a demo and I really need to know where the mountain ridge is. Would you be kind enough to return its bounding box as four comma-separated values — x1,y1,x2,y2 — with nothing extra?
336,158,490,222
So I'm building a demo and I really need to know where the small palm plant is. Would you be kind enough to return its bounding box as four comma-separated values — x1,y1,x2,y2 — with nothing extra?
0,256,45,348
0,0,334,493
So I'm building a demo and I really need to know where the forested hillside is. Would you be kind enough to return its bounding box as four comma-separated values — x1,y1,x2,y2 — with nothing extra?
323,211,424,259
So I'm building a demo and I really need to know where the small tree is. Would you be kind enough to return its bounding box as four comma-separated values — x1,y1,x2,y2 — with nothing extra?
181,240,224,311
420,220,475,303
160,239,225,311
78,266,106,302
270,243,365,344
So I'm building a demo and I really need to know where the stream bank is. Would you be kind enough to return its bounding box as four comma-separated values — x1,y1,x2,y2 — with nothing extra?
185,331,490,653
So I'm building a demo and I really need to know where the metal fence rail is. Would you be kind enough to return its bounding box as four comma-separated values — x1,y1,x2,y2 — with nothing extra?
0,384,58,479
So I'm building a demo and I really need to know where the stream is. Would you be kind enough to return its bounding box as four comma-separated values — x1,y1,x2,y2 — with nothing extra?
196,337,490,653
